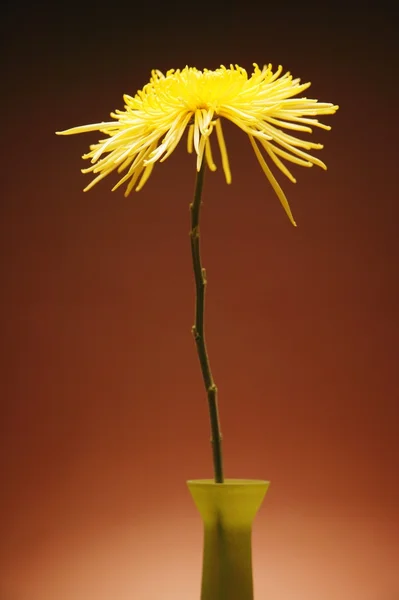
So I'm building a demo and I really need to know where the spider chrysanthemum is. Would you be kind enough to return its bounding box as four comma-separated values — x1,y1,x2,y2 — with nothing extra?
57,63,338,226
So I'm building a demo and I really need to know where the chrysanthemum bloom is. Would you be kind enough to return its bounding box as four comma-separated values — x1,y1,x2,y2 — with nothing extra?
57,64,338,226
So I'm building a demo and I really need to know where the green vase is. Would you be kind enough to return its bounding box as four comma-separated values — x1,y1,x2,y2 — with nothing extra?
187,479,269,600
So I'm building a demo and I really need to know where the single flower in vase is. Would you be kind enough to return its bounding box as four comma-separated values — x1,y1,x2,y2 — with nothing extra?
57,63,338,599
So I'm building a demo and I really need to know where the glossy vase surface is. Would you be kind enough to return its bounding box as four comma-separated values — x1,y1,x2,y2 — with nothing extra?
187,479,269,600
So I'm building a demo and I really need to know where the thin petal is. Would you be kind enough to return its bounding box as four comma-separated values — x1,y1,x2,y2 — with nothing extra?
215,119,231,184
56,122,116,135
265,116,313,133
187,124,194,154
196,135,207,172
136,162,155,191
264,144,297,183
205,137,217,171
249,135,297,227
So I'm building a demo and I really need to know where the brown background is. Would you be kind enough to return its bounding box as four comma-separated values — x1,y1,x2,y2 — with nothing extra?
1,2,398,599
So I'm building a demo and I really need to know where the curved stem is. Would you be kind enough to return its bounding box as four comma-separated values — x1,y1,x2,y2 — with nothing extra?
189,162,224,483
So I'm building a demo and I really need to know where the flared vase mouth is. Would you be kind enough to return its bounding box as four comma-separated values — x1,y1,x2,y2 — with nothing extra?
187,479,270,487
187,479,270,521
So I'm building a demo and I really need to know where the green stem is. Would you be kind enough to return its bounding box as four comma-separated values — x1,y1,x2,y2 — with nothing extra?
189,161,224,483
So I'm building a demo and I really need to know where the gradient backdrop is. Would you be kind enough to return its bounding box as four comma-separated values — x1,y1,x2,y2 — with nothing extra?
1,2,398,599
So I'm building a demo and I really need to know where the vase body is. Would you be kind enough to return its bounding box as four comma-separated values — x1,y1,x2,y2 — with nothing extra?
187,479,269,600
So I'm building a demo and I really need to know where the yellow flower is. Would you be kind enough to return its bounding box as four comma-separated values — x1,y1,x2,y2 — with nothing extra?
57,63,338,226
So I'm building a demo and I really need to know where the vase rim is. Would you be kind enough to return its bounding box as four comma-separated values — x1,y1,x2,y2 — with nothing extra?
187,478,269,486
